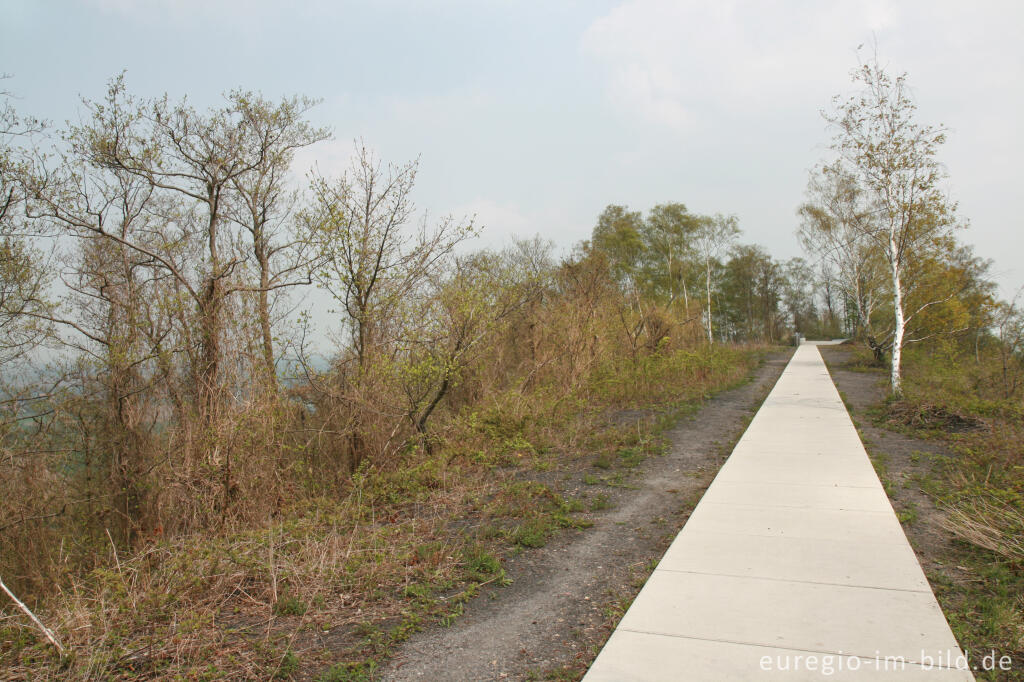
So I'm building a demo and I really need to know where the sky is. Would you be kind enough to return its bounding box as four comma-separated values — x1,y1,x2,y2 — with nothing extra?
3,0,1023,300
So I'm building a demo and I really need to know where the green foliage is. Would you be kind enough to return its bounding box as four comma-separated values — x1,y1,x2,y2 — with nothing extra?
463,545,502,579
317,661,378,682
618,446,644,469
273,595,307,616
402,583,434,601
513,519,553,548
591,205,646,286
275,650,300,679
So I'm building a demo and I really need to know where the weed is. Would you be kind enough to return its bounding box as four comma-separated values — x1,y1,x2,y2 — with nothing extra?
513,519,552,548
618,446,644,468
439,602,463,627
543,665,579,680
896,502,918,525
561,497,584,513
275,650,300,679
463,545,502,579
274,595,308,617
317,661,378,682
402,583,434,602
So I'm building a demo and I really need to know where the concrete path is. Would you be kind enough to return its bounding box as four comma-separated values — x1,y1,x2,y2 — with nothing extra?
584,344,973,680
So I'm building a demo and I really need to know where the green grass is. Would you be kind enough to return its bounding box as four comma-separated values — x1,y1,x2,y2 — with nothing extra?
317,661,377,682
463,545,502,579
896,501,918,525
273,595,308,616
275,650,300,679
513,518,553,548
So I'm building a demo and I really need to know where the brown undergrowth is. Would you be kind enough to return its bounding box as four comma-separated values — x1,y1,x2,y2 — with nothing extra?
1,344,762,680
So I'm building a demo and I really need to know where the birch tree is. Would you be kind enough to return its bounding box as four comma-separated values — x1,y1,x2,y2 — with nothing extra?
798,164,887,358
643,202,699,311
827,57,960,396
692,213,739,344
591,205,644,290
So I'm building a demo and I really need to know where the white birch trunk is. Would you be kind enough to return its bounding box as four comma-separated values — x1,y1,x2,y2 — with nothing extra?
889,231,905,396
705,259,714,344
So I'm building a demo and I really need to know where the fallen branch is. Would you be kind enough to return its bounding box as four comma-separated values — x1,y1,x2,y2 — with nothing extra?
0,576,65,655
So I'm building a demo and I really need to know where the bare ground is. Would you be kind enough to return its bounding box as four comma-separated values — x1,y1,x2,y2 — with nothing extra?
380,349,793,682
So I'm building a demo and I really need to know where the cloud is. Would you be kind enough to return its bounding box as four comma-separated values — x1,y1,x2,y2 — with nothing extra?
582,1,853,131
451,198,538,246
84,0,239,16
79,0,298,27
579,0,1024,134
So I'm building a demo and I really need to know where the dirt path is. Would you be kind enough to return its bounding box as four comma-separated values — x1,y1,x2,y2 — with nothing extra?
381,349,793,681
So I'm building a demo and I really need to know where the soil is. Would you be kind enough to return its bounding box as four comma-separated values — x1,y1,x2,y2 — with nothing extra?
379,349,794,682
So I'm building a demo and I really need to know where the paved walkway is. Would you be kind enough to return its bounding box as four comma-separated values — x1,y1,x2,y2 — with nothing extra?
584,344,973,680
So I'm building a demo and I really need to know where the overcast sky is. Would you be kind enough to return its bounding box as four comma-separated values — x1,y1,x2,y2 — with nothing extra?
4,0,1022,299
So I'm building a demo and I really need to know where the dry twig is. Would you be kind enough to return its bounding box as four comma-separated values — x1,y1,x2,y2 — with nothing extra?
0,576,65,655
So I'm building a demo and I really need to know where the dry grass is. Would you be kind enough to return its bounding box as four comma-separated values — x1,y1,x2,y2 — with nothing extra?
1,343,763,679
1,468,495,679
941,497,1024,565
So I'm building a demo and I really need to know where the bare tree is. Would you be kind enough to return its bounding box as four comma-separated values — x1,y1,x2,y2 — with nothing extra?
58,76,260,420
304,143,474,465
0,78,50,365
993,293,1024,399
23,79,329,525
227,92,329,390
798,164,887,357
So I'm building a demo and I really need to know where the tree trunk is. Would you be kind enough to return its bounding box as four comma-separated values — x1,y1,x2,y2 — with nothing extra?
666,253,675,303
255,244,278,392
416,375,450,434
199,278,223,422
853,276,867,338
889,233,905,397
200,189,226,430
705,259,713,344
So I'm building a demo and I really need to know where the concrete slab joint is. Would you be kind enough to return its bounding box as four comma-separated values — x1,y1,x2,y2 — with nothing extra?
583,344,973,681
